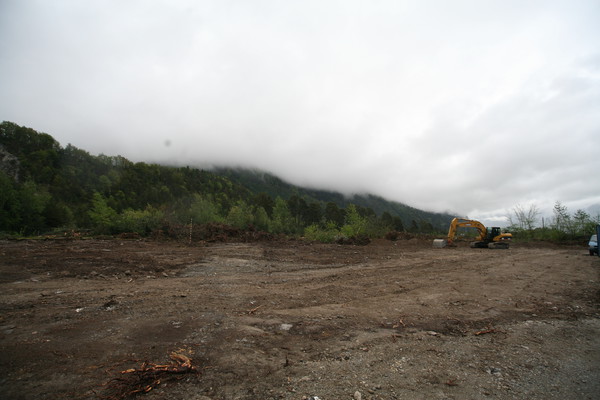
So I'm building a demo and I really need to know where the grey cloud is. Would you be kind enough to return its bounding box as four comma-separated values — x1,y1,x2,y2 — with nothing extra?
1,0,599,224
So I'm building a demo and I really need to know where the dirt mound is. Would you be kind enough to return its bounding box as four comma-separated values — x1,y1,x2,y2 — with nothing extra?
335,234,371,246
151,222,273,243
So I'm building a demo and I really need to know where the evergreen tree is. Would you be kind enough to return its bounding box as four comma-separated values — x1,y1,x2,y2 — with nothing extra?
287,195,308,227
253,192,275,217
305,202,323,226
380,211,394,229
392,216,404,232
324,202,345,227
409,219,419,233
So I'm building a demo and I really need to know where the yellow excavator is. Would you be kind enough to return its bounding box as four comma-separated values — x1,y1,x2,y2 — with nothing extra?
433,218,513,249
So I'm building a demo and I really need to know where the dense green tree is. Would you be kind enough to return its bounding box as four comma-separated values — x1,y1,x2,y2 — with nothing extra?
88,192,118,234
392,216,405,232
188,194,223,224
287,195,308,227
18,181,51,233
305,202,323,226
324,202,345,227
43,201,74,228
355,205,376,219
419,220,435,233
409,219,419,233
253,206,271,231
0,171,21,232
253,192,275,217
226,200,254,229
380,211,394,229
270,197,295,234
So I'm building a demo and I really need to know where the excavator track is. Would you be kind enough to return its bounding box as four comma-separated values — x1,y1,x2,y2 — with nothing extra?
469,241,488,248
488,242,510,249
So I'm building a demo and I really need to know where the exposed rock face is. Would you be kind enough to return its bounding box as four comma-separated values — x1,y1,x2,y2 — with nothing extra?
0,144,20,181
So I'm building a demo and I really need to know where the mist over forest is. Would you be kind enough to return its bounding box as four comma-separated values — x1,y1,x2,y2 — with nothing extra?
0,121,454,239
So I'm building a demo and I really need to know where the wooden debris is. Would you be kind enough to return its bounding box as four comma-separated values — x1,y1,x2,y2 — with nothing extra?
392,319,406,328
474,327,505,336
247,304,263,314
102,351,198,399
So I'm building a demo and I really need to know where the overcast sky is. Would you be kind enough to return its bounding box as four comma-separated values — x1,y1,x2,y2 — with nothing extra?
1,0,599,225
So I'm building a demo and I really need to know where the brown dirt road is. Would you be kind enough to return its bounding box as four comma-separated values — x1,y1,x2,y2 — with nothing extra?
0,238,598,400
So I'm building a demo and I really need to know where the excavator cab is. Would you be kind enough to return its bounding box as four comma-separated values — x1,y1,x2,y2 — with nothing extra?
487,227,502,241
484,226,512,249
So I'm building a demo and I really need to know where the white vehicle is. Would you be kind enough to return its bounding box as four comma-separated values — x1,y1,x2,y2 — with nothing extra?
589,234,598,256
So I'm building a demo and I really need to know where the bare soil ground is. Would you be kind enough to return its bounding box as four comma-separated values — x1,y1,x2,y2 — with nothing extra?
0,238,598,400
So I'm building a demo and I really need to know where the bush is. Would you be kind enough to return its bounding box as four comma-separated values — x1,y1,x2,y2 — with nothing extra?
304,222,341,243
118,206,164,235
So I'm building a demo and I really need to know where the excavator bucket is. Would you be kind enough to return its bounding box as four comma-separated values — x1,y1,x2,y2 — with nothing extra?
432,239,447,248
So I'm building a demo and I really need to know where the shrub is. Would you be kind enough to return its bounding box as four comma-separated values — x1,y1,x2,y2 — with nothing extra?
304,222,340,243
118,206,164,235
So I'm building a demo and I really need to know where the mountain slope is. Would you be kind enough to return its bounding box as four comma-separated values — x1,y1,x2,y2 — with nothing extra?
1,121,454,234
213,167,454,231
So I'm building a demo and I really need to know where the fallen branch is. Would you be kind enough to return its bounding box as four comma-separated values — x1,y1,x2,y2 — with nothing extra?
102,352,198,399
247,304,263,314
474,327,505,336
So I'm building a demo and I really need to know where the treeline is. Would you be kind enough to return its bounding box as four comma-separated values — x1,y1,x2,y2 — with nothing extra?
0,121,446,240
214,168,453,231
507,202,599,242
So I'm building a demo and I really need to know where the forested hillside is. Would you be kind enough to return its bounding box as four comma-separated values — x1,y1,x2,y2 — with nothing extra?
0,121,453,238
214,167,453,232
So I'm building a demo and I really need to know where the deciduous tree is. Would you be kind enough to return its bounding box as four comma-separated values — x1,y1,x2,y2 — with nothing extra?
270,197,295,234
508,203,540,230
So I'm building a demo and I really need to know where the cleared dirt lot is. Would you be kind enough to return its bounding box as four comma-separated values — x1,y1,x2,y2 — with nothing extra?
0,238,598,400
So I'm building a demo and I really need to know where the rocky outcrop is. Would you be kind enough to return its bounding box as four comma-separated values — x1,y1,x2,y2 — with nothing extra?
0,144,20,181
